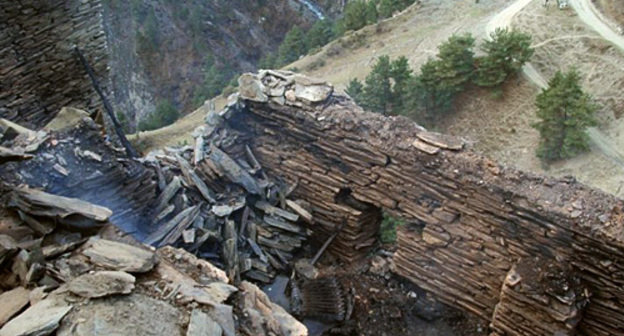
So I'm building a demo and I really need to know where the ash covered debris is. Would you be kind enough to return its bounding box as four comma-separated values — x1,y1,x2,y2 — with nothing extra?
0,126,307,336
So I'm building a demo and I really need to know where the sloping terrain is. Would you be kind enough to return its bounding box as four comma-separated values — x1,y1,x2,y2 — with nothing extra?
102,0,331,128
289,0,509,88
139,0,624,197
593,0,624,28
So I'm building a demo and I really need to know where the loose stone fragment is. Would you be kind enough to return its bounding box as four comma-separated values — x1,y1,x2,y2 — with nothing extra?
82,238,157,273
68,271,135,298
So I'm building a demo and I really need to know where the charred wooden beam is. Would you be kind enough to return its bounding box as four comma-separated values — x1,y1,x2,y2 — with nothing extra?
73,46,137,158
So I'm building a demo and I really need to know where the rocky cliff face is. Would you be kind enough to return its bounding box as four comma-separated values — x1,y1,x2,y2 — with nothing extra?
101,0,337,130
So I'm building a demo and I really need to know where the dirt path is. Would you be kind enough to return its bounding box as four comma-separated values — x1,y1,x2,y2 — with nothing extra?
488,0,624,170
569,0,624,52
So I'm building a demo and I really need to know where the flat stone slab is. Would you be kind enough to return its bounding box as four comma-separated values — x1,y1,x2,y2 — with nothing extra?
294,83,333,103
187,309,222,336
0,287,30,326
82,238,157,273
57,294,182,336
68,271,135,298
0,297,72,336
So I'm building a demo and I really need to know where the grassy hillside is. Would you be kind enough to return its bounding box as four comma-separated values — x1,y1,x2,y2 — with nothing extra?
134,0,624,197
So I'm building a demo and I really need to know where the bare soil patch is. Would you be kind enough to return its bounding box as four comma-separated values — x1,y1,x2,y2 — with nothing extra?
593,0,624,27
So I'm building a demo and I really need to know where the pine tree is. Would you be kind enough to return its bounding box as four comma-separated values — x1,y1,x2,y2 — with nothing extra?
138,100,180,131
362,55,393,114
276,26,307,66
365,1,379,24
414,59,455,118
258,52,276,69
533,70,598,161
475,28,533,87
390,56,412,113
379,0,395,18
435,33,476,93
407,34,475,119
305,20,335,51
345,78,365,105
342,0,369,32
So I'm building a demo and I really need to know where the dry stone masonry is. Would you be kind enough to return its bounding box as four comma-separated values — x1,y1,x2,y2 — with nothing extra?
195,70,624,336
0,0,109,129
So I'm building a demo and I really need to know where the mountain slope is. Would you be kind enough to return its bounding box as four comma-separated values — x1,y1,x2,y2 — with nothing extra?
102,0,334,130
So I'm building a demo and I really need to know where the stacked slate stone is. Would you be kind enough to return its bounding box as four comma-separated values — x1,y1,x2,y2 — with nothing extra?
491,257,589,336
0,0,109,129
190,70,624,335
143,140,313,284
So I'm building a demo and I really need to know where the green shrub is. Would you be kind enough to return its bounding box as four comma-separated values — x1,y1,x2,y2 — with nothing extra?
138,100,180,131
379,213,404,244
475,28,533,88
276,26,307,66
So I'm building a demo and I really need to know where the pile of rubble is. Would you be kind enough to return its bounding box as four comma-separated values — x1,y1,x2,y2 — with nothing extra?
141,143,315,284
0,111,316,334
0,171,306,335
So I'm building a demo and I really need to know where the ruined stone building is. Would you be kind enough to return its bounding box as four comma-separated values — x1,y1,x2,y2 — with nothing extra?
1,1,624,335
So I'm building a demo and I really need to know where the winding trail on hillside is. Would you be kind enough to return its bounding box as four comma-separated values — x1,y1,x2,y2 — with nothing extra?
487,0,624,169
569,0,624,52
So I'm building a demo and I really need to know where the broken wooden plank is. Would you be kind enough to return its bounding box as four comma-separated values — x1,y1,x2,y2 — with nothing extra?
16,210,55,235
154,204,176,223
311,221,346,265
258,236,296,252
244,270,273,283
212,197,246,217
9,186,112,224
42,239,86,259
194,136,205,165
250,259,270,273
255,200,299,222
82,238,157,273
0,287,30,326
0,234,19,265
417,131,464,151
176,155,216,203
0,297,71,336
239,206,251,238
246,238,268,263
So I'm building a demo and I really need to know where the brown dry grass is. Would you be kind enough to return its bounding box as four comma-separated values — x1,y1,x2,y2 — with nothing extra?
509,0,624,196
128,96,226,153
593,0,624,27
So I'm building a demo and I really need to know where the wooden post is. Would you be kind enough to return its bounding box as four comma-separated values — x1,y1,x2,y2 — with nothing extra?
73,46,138,158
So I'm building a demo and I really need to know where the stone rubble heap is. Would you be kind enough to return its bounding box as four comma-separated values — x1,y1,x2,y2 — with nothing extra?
0,181,305,335
0,113,310,335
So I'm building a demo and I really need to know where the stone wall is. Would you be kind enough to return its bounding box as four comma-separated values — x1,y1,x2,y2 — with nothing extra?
0,0,108,129
213,71,624,335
